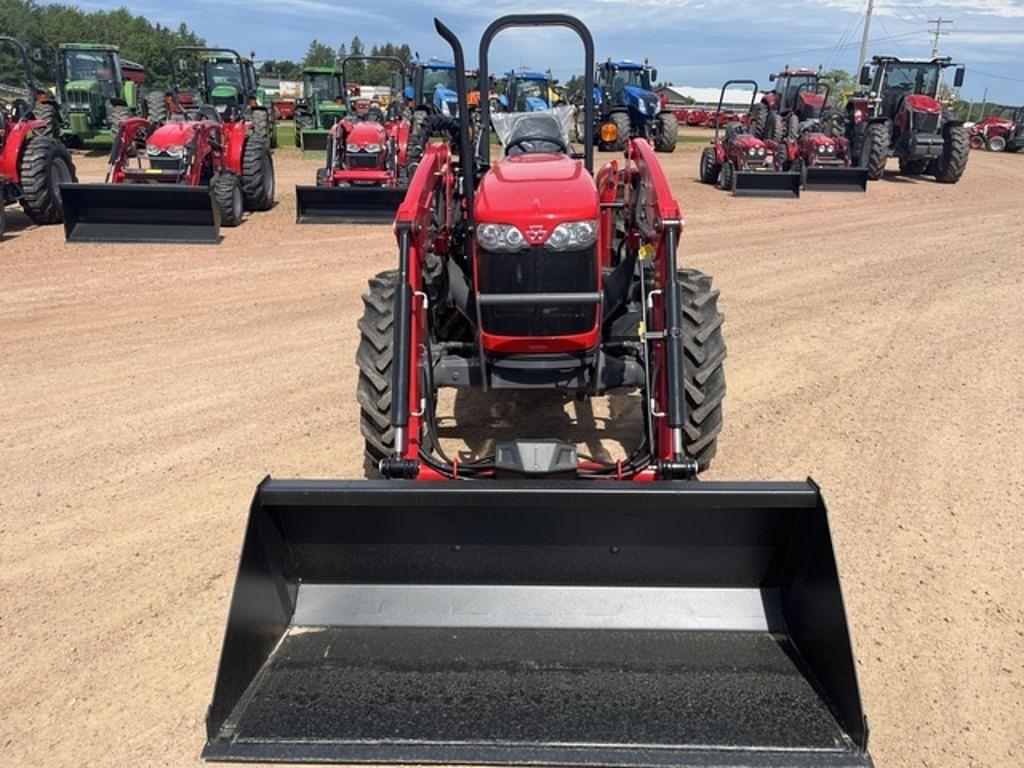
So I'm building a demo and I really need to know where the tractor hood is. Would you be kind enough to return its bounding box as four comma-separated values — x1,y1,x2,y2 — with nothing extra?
148,121,198,149
433,86,459,117
475,154,598,225
524,96,550,112
904,94,943,114
345,120,387,146
622,85,660,116
65,79,102,94
731,133,767,151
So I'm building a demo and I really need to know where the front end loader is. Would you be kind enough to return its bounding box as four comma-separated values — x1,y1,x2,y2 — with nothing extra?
700,80,802,196
62,103,274,243
296,55,411,223
204,14,873,768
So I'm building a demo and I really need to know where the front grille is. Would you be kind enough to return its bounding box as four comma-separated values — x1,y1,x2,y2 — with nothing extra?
348,152,380,169
67,90,89,109
912,111,940,134
477,246,597,336
150,157,184,172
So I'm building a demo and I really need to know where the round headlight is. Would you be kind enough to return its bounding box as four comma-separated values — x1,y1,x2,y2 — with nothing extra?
758,147,766,155
748,147,757,156
165,145,185,159
346,142,361,153
364,143,381,153
146,144,160,156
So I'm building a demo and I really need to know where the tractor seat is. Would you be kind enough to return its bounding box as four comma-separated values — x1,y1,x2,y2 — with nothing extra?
724,122,748,141
505,113,568,156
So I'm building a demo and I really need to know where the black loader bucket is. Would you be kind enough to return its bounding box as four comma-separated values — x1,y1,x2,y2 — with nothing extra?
204,478,873,767
295,185,406,224
298,129,329,154
733,169,802,198
62,183,220,243
805,166,870,192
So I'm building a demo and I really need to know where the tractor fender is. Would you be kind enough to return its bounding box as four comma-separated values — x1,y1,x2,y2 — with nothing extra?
222,121,249,175
0,119,48,181
395,120,411,166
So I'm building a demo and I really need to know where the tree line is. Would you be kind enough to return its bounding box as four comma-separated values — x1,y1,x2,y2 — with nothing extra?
259,37,413,86
0,0,204,88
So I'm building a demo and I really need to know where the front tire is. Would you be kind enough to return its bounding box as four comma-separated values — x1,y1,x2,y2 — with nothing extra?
861,122,889,180
653,112,678,152
699,146,720,184
718,160,735,192
898,157,929,176
19,136,76,224
607,111,630,152
986,134,1006,152
933,125,969,184
241,138,275,211
357,270,399,470
212,172,244,227
676,268,726,472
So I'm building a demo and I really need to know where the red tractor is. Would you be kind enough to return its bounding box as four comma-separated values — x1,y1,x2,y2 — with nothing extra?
203,15,874,768
296,55,412,223
970,107,1024,152
752,66,832,140
847,56,968,182
699,80,801,196
1,36,77,238
61,102,274,242
772,84,869,192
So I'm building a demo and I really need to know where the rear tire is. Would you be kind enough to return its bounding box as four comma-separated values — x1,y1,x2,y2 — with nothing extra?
241,138,275,211
986,134,1006,152
108,103,132,132
19,136,76,224
212,172,244,227
250,109,272,146
357,270,399,470
765,112,783,142
699,146,720,184
933,125,969,184
676,268,726,472
30,100,60,138
653,112,678,152
146,91,169,124
786,113,799,139
861,123,889,180
749,103,768,139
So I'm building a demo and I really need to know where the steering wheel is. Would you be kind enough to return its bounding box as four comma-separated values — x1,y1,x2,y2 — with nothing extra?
506,134,570,155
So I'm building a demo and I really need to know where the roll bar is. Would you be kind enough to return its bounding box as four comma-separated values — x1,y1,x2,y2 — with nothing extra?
715,79,759,144
0,36,36,96
433,19,474,225
477,14,594,173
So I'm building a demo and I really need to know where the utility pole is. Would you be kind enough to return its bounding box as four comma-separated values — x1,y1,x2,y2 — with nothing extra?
927,18,952,58
857,0,874,75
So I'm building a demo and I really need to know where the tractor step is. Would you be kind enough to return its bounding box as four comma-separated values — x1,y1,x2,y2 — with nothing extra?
804,166,870,192
203,479,873,767
61,183,220,243
295,184,407,224
732,169,802,197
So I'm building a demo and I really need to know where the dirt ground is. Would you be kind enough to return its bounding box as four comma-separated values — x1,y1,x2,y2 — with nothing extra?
1,129,1022,768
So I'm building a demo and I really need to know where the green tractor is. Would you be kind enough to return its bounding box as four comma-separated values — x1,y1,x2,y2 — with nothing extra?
294,66,345,152
51,43,143,146
153,47,276,148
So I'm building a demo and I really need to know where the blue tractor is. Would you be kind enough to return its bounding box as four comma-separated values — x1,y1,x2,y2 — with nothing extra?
589,58,677,152
500,68,558,112
407,57,461,123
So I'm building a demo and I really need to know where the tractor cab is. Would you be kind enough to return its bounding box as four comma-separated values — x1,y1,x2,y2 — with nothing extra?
409,58,460,117
56,43,137,137
790,81,831,126
300,67,346,126
502,69,555,112
596,59,658,115
767,67,822,114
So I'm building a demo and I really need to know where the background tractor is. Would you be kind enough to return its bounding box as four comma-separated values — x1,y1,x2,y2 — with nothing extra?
500,68,556,111
699,79,801,196
61,100,274,243
773,83,868,192
407,57,460,124
151,47,276,148
848,55,968,183
203,16,873,768
53,43,144,146
751,66,836,140
1,36,77,237
296,55,411,223
293,66,346,152
970,107,1024,153
588,58,677,152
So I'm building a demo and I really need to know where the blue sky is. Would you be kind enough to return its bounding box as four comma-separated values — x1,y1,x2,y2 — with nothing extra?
65,0,1024,103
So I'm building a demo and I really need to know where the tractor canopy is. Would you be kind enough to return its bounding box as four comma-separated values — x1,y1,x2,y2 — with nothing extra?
412,59,460,116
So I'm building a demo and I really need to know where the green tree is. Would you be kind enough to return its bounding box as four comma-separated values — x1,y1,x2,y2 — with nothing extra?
302,38,335,69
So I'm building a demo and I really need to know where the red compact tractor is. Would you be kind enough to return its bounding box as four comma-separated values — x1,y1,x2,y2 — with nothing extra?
203,15,874,768
847,56,968,182
699,80,801,196
1,36,77,238
296,55,412,223
970,107,1024,152
62,102,274,242
773,84,869,192
751,66,833,140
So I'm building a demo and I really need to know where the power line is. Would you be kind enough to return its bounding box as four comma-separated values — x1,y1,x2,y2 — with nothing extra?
683,31,923,68
967,67,1024,84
